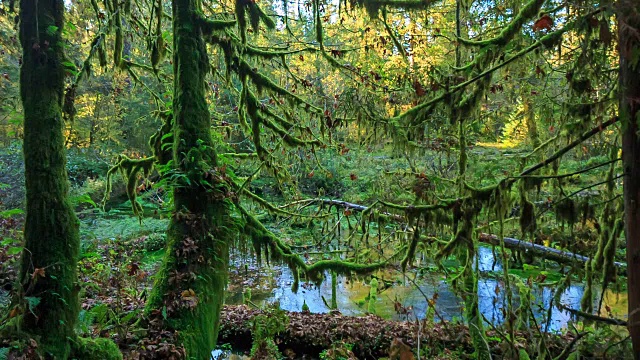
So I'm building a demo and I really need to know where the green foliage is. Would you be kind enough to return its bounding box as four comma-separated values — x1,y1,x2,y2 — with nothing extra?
319,342,355,360
143,232,166,252
66,149,111,185
72,337,122,360
250,304,289,360
79,214,167,241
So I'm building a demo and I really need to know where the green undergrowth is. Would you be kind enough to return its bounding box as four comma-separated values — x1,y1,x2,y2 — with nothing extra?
71,337,122,360
79,213,168,242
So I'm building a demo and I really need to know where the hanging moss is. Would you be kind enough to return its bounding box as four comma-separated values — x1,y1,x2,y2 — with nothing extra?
112,0,123,68
238,204,394,285
102,155,155,219
580,260,593,313
150,0,165,71
235,0,275,42
593,153,618,272
149,111,173,166
519,181,536,239
367,278,379,314
331,271,338,309
602,218,622,284
401,227,420,272
555,199,578,230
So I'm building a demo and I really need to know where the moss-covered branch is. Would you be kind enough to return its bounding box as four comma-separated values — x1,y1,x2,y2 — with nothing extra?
197,15,236,35
238,204,392,284
241,188,328,218
239,59,321,112
456,0,545,47
221,152,258,158
390,16,584,124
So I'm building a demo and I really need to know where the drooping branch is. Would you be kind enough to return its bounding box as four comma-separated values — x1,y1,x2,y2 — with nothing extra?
521,117,618,176
389,12,599,125
380,116,619,215
558,304,628,326
456,0,545,47
237,203,397,285
282,197,627,270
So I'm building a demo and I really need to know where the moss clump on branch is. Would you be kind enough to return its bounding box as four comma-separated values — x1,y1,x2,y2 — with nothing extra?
555,199,578,232
519,181,536,239
602,218,623,284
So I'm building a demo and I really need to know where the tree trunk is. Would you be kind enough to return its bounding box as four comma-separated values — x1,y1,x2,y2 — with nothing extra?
18,1,80,357
145,0,232,358
619,2,640,358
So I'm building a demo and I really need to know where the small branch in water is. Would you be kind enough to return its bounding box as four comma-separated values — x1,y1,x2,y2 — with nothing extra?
558,304,628,326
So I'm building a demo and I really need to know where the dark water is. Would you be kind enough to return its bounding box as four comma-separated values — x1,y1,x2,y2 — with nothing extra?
225,246,627,332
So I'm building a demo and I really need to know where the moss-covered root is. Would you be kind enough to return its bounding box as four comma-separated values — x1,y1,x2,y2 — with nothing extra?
72,337,122,360
18,0,81,358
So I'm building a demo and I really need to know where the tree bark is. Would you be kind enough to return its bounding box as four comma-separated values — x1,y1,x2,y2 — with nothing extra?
18,1,80,357
618,2,640,358
145,0,232,358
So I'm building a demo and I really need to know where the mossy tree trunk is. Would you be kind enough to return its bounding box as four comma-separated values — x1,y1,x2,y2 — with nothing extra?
619,1,640,358
18,0,80,358
145,0,233,358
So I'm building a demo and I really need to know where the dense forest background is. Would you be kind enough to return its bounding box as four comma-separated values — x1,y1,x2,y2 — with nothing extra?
0,0,639,359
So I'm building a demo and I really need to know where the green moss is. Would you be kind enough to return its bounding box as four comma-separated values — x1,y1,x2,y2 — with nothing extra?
456,0,545,47
602,218,622,284
72,337,122,360
330,271,338,309
238,204,393,285
367,278,378,314
143,1,237,358
580,260,593,313
401,227,420,272
102,155,155,219
17,1,81,358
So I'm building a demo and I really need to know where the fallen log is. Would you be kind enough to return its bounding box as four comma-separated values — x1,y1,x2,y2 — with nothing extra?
219,305,440,359
217,305,572,359
294,198,627,272
478,233,626,272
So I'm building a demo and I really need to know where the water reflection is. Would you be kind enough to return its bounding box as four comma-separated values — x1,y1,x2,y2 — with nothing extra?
226,246,627,332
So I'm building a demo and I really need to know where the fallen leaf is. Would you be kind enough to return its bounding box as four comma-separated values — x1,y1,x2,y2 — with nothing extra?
533,15,553,32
